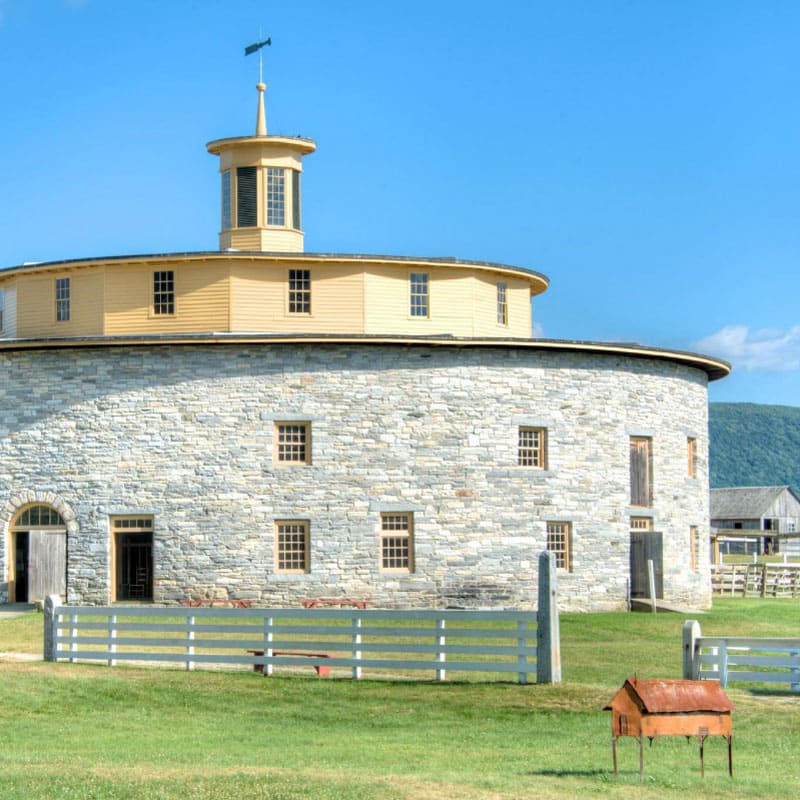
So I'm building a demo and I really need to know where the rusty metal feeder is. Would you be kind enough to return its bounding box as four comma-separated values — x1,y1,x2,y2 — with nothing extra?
604,677,734,779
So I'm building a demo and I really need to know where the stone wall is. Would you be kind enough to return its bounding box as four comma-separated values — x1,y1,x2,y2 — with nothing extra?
0,343,712,611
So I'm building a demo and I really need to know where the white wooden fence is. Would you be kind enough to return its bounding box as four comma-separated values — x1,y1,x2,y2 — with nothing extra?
682,620,800,692
711,563,800,598
44,554,560,685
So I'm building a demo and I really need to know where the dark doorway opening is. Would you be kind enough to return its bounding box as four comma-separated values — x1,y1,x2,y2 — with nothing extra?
116,533,153,601
14,532,29,602
630,531,664,599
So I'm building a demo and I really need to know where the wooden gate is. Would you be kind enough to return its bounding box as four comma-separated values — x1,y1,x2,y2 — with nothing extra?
630,531,663,599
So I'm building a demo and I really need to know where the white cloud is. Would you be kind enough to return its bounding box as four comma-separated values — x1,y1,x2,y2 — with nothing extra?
694,324,800,372
533,320,545,338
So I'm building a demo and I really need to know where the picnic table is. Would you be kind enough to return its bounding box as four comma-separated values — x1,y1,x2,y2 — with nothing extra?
181,599,253,608
301,598,369,609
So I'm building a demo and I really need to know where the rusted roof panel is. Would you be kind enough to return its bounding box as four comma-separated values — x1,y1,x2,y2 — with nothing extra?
606,678,734,714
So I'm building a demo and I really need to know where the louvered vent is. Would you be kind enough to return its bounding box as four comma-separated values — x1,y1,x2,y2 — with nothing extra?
236,166,257,227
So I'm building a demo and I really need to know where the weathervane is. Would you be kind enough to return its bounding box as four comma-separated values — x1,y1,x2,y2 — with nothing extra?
244,35,272,84
245,33,272,135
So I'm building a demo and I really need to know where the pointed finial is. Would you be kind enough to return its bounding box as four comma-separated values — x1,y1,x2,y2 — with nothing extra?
256,82,267,135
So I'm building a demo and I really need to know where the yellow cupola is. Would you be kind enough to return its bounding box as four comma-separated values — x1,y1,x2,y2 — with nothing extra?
207,82,316,252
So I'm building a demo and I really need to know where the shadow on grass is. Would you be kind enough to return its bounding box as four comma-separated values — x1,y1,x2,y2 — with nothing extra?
747,687,800,697
526,769,609,777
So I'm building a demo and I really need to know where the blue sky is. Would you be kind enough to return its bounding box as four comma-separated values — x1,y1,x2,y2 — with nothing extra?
1,1,799,406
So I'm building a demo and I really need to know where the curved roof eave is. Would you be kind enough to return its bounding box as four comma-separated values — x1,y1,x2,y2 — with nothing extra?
0,251,549,295
0,332,731,380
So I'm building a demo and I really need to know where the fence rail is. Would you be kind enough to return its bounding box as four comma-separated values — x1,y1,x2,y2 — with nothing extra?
682,620,800,692
44,553,560,685
710,563,800,598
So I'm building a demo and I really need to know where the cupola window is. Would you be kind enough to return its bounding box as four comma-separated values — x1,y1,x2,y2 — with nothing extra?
221,171,232,230
266,167,285,226
236,166,258,228
291,170,301,230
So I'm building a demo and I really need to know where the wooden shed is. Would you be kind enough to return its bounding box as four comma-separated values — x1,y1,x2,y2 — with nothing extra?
711,485,800,557
604,677,733,778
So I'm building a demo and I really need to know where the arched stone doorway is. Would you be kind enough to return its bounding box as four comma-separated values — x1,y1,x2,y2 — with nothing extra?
3,494,77,605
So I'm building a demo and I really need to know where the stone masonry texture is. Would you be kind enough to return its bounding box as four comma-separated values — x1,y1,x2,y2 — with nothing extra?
0,343,712,611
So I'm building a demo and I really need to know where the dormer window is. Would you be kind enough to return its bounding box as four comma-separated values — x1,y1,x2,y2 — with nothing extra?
266,167,285,226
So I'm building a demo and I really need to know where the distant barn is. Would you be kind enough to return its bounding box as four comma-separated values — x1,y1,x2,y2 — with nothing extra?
711,486,800,558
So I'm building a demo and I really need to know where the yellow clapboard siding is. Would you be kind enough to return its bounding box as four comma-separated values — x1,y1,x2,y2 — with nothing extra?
8,255,540,341
471,275,532,338
16,268,105,338
365,268,525,337
231,262,365,333
104,262,230,334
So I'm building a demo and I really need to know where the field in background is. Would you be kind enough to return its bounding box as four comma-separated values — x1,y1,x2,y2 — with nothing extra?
1,600,798,799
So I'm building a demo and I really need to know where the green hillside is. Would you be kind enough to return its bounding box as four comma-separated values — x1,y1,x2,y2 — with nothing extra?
709,402,800,492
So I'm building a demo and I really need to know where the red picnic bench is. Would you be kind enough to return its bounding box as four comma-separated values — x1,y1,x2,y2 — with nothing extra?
301,598,369,609
247,649,332,677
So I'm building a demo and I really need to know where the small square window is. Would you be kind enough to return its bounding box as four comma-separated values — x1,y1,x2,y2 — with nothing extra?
276,520,310,573
275,422,311,465
630,517,653,531
380,512,414,572
519,427,547,468
546,521,571,571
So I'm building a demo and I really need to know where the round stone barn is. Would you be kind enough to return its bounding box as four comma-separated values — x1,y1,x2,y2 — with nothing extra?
0,84,728,611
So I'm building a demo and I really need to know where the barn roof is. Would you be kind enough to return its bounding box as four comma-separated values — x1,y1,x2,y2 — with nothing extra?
710,486,800,520
604,678,734,714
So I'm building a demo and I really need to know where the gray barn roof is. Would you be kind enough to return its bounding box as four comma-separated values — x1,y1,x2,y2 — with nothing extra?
710,486,799,520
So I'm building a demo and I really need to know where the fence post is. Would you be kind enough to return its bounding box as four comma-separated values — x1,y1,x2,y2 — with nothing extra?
352,616,362,680
186,614,195,671
682,619,701,679
719,641,729,687
537,551,561,684
647,559,657,614
43,594,62,662
108,613,117,668
435,618,446,682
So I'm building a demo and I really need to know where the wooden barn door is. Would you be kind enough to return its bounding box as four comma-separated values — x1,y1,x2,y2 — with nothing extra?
26,530,67,604
630,531,663,599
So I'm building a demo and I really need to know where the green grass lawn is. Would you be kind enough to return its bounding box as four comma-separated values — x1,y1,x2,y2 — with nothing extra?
1,600,798,799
